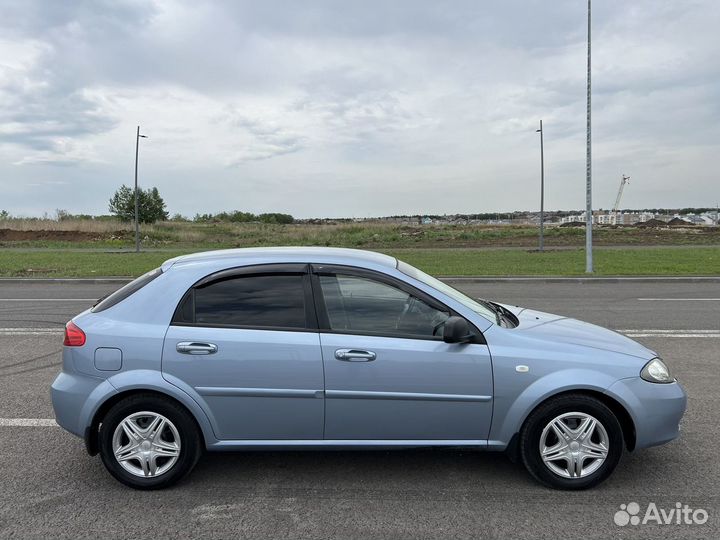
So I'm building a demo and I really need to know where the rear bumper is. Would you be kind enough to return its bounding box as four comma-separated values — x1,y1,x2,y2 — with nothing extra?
606,377,687,450
51,371,115,438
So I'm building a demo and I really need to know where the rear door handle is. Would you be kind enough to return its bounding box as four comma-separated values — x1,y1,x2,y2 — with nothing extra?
335,349,376,362
176,342,218,355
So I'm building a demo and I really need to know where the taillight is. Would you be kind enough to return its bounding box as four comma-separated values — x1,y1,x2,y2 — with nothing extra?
63,321,86,347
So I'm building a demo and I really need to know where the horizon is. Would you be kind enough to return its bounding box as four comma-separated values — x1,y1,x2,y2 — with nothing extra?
1,205,718,222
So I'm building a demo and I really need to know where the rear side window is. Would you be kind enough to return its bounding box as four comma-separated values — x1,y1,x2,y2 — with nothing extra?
175,273,308,329
91,268,162,313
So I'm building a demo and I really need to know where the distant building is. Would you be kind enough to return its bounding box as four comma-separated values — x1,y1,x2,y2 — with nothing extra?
560,211,605,224
683,213,716,226
619,212,655,225
560,210,715,226
339,210,717,227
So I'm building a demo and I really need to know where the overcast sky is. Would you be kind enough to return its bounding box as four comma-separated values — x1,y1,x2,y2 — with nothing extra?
1,0,718,218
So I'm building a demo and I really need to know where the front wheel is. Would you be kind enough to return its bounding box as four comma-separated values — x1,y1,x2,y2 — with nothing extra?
99,394,202,489
519,394,624,490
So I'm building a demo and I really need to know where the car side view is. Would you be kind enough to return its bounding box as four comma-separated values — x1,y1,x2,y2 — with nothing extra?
51,247,687,490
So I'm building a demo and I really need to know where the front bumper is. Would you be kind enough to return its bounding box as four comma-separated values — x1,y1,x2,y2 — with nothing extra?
606,377,687,450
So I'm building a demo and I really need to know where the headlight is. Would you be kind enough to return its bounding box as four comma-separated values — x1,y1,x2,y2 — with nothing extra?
640,358,674,384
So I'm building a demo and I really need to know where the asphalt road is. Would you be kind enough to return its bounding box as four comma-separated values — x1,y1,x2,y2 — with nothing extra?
0,279,718,538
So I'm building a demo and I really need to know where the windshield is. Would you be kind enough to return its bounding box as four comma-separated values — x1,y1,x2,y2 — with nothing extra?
397,260,497,323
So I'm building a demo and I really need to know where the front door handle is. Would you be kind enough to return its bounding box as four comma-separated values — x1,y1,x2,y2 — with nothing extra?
176,342,218,355
335,349,376,362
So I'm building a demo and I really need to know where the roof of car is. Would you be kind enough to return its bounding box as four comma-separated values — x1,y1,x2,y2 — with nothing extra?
162,247,397,271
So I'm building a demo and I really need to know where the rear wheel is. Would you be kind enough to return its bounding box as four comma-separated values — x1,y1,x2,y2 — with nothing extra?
519,394,624,490
99,394,201,490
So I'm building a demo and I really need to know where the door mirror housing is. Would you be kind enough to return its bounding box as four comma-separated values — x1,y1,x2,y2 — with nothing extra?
443,316,474,344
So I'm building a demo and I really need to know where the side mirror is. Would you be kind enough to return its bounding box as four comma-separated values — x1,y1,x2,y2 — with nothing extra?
443,316,474,344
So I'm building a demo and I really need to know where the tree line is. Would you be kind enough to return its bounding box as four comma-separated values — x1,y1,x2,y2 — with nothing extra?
107,185,294,224
1,185,713,224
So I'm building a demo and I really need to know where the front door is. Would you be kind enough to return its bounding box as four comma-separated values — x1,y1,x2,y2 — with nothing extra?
313,267,493,441
162,266,324,440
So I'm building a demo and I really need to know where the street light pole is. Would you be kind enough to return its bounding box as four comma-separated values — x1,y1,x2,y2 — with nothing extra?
537,119,545,251
585,0,593,272
133,126,148,253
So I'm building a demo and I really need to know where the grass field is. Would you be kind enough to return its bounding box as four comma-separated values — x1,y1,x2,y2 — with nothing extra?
2,218,720,250
1,218,718,277
0,246,717,278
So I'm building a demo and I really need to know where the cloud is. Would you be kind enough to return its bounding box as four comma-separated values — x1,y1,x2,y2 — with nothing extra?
0,37,116,164
219,110,305,164
0,0,718,216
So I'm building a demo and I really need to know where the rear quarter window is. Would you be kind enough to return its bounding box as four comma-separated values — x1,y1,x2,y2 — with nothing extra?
91,268,163,313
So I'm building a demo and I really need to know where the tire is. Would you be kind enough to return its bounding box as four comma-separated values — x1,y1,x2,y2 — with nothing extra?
519,394,624,490
99,393,202,490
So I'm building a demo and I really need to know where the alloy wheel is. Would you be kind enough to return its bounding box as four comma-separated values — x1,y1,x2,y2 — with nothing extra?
539,411,609,478
111,411,181,478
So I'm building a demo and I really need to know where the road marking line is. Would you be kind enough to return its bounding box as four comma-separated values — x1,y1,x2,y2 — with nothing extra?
637,298,720,301
0,327,718,338
625,333,720,338
617,329,718,333
0,418,57,427
618,328,720,338
0,328,62,335
0,327,61,331
0,332,63,336
0,298,95,302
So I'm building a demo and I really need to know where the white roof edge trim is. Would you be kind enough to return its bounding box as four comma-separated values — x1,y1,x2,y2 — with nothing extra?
162,247,397,270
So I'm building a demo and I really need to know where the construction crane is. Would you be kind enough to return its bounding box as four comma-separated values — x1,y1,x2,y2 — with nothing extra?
612,175,630,224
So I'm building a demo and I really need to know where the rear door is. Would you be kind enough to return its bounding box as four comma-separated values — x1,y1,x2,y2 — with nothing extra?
312,265,494,441
162,264,324,440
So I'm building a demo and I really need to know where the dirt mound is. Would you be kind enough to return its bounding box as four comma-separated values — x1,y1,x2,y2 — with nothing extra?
635,218,666,227
0,229,128,242
667,217,693,227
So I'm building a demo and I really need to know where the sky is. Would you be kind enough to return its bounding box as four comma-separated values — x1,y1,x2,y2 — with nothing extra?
0,0,718,219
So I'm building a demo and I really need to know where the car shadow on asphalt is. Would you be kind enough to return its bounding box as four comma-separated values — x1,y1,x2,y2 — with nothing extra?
185,448,534,493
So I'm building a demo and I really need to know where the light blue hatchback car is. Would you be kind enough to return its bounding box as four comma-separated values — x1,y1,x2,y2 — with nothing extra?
51,247,686,490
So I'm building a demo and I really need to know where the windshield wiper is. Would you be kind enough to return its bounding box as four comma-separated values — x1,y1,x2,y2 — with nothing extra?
477,299,502,325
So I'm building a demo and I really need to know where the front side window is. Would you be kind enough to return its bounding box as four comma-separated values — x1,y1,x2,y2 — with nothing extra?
397,260,497,323
318,274,450,338
180,273,307,329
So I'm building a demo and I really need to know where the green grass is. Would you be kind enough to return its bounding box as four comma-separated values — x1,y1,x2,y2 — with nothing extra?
0,250,186,277
0,246,718,278
389,247,720,276
3,219,720,250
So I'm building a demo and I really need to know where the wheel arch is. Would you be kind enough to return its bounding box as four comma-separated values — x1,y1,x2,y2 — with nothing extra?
85,387,215,456
534,390,634,449
504,388,636,461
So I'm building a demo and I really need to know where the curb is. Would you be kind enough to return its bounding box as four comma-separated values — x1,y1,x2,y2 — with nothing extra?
440,276,720,284
0,278,133,284
1,276,719,284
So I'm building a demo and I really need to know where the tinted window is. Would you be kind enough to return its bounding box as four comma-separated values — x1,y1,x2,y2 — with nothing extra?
192,274,307,328
92,268,162,313
397,260,497,323
319,274,450,338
